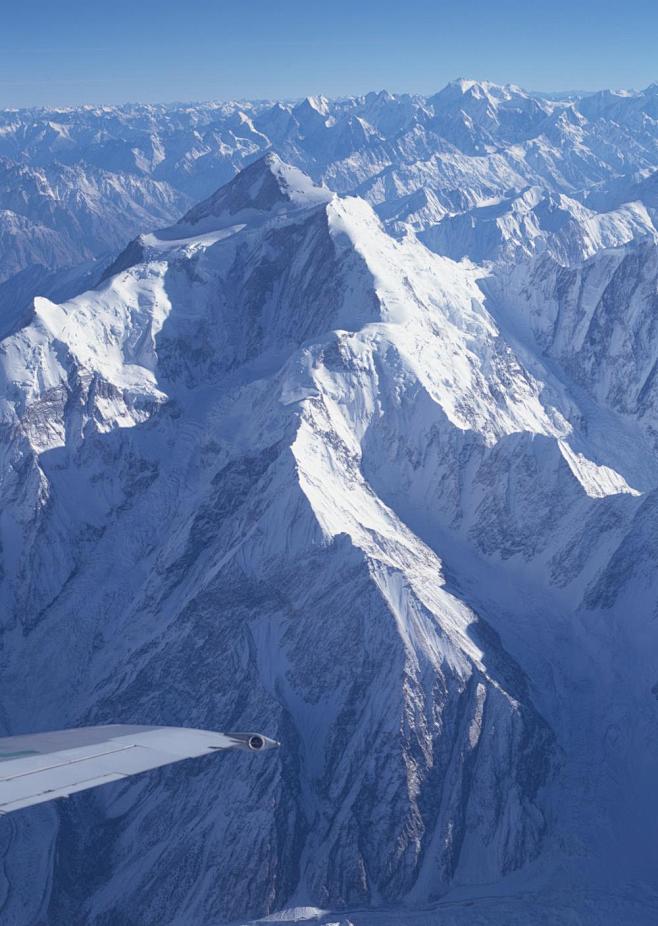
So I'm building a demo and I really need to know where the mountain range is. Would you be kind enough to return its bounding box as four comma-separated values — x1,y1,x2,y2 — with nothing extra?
1,79,657,302
1,81,658,925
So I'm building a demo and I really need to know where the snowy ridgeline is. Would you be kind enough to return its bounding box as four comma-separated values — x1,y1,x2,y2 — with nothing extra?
0,86,657,926
1,79,658,305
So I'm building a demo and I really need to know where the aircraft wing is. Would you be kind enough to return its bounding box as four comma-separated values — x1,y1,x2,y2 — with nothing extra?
0,724,278,815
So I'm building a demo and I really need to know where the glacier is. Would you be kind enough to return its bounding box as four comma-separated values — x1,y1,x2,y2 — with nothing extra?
0,81,657,925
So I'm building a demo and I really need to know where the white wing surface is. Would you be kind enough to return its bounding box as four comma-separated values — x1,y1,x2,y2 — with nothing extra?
0,724,279,815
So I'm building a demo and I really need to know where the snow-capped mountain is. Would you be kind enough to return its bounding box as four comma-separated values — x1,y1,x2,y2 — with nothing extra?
2,144,658,926
2,78,658,319
420,187,657,265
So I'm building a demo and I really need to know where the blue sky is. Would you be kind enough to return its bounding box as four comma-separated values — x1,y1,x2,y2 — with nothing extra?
1,0,656,107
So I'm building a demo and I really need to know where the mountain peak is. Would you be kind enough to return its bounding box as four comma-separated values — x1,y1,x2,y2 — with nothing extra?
431,77,530,106
295,95,330,116
180,153,332,227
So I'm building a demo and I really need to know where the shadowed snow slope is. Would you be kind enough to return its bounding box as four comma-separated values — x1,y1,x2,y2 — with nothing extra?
1,156,658,925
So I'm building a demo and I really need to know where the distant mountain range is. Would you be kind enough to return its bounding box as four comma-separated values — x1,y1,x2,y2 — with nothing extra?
1,79,656,303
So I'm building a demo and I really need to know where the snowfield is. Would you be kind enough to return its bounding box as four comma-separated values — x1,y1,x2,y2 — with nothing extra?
0,82,658,925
